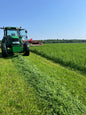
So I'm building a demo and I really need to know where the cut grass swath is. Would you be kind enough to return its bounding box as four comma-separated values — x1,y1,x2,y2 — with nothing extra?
12,54,86,115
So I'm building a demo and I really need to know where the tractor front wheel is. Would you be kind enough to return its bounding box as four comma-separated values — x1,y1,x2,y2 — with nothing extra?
1,43,8,57
24,42,30,56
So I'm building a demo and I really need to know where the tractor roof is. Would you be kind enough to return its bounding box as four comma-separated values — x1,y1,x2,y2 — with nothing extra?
0,26,24,30
5,27,20,29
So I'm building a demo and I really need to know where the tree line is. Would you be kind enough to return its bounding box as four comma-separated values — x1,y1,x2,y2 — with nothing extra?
40,39,86,44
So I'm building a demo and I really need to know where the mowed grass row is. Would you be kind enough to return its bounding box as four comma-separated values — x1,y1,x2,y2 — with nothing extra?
12,53,86,115
30,43,86,72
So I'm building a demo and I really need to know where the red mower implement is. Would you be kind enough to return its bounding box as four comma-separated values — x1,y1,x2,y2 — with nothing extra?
28,39,43,46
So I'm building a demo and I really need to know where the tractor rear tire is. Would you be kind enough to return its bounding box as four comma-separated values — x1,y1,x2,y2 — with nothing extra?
1,43,8,57
24,42,30,56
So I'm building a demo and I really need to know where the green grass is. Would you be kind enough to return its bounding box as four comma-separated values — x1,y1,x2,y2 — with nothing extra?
30,43,86,73
12,53,86,115
28,53,86,105
0,52,42,114
0,47,86,114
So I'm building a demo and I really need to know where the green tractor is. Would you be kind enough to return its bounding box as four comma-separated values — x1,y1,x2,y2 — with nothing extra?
0,26,30,57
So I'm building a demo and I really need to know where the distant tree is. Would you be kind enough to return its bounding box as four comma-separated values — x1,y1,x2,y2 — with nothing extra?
40,39,86,44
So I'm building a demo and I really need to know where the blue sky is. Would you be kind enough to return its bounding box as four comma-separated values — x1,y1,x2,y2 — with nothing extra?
0,0,86,40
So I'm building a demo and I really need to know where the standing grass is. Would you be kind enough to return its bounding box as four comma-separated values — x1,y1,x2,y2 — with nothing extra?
30,43,86,73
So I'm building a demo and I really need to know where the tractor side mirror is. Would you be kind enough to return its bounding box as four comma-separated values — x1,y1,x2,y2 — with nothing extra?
25,30,28,33
26,36,28,38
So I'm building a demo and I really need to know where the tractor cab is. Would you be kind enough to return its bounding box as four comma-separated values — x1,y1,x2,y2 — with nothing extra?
3,27,28,44
0,27,30,57
4,27,19,36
